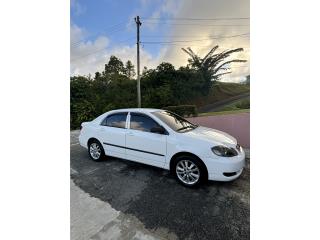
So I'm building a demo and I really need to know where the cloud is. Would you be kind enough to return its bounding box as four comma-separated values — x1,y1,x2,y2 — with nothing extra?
143,0,183,30
71,0,250,82
147,0,250,82
70,24,165,76
70,24,109,76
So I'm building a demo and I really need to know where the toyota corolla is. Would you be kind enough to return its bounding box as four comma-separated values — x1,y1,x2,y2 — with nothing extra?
79,108,245,187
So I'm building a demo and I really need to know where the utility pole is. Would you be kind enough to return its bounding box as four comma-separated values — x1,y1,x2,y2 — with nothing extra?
135,16,142,108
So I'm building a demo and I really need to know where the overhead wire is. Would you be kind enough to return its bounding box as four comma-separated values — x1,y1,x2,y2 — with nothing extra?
141,17,250,21
141,33,249,44
71,20,132,48
71,36,135,62
71,17,250,67
143,22,249,27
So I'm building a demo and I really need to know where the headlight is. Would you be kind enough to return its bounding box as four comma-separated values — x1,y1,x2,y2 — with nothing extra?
211,145,238,157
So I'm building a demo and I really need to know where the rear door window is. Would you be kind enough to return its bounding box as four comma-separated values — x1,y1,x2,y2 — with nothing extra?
102,112,128,128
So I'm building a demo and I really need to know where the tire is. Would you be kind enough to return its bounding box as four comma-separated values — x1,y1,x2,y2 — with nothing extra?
173,155,207,187
88,139,105,161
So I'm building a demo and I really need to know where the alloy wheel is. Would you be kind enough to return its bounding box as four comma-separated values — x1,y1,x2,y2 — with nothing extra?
176,159,200,185
89,143,101,160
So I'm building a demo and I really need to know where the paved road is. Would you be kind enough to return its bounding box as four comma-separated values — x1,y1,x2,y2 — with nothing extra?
71,131,250,240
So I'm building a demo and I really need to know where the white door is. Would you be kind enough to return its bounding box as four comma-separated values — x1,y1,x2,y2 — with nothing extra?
126,112,167,168
99,112,128,159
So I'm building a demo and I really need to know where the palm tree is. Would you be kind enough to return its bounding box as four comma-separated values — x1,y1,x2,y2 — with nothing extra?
182,46,246,81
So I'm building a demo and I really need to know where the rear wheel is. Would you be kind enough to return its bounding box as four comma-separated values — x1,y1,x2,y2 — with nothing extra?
88,140,105,161
174,155,207,187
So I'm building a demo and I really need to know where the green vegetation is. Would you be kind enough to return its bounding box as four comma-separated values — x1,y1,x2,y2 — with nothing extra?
163,105,197,117
182,46,246,82
71,46,249,129
198,109,250,117
234,98,250,109
192,82,250,107
216,97,250,111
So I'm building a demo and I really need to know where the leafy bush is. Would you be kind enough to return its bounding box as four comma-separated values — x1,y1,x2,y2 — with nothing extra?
163,105,198,117
70,55,249,129
235,98,250,109
71,100,96,129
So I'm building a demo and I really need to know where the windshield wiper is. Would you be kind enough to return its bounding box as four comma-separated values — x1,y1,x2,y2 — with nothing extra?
176,125,196,132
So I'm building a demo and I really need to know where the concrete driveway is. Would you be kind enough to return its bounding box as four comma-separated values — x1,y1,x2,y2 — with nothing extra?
71,130,250,240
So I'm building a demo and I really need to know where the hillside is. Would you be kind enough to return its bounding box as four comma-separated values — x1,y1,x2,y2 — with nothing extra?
191,82,250,110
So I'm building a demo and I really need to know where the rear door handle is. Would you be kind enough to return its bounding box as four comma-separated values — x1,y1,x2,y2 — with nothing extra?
127,132,134,136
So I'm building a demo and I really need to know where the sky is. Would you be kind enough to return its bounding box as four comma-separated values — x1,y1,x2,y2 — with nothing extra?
70,0,250,82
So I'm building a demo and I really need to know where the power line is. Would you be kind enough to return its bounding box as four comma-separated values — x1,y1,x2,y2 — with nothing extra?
141,44,250,55
71,20,133,47
141,41,250,47
70,37,135,62
141,17,249,21
143,22,249,27
141,33,250,44
71,20,128,44
141,33,249,38
142,43,250,48
71,26,127,48
71,48,108,62
141,45,250,53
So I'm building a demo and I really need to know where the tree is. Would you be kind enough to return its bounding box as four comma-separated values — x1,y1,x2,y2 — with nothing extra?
103,55,125,76
182,46,246,82
245,75,250,85
142,66,148,75
70,76,95,129
124,60,136,79
94,72,101,80
70,54,248,129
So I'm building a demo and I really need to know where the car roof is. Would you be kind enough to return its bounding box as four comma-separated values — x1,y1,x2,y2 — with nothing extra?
108,108,162,114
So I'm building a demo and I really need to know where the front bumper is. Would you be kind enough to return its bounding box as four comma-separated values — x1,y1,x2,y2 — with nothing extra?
205,147,246,181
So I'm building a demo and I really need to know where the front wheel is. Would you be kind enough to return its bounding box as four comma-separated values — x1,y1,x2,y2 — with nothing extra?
174,156,207,187
88,140,105,161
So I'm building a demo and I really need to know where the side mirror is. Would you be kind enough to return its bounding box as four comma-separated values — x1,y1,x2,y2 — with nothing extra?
150,126,166,134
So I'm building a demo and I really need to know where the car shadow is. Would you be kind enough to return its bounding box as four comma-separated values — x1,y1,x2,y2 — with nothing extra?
71,147,250,240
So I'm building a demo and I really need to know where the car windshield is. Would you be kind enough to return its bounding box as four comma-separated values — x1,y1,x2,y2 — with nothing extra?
152,110,198,132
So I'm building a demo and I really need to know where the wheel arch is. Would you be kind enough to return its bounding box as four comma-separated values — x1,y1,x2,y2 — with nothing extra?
169,151,208,178
87,137,101,147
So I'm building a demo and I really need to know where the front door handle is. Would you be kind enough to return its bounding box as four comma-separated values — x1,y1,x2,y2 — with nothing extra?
127,132,134,136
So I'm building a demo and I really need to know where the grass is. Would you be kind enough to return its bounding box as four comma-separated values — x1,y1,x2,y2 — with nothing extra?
192,82,250,107
198,109,250,117
217,97,250,111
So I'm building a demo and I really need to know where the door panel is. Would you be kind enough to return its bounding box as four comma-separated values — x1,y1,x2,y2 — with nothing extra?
99,126,127,159
126,130,166,167
126,112,167,168
98,112,128,159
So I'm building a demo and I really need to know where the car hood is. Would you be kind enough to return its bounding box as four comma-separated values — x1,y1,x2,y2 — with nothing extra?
182,126,237,146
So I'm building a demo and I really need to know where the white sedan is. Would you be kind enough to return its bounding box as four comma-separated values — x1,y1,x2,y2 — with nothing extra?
79,108,245,187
